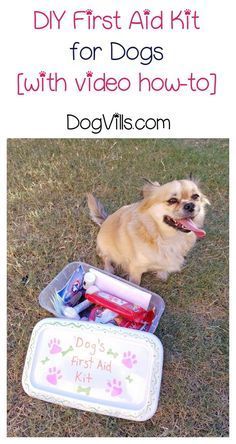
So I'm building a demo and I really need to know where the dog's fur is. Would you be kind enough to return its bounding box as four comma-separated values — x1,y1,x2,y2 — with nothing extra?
87,179,210,285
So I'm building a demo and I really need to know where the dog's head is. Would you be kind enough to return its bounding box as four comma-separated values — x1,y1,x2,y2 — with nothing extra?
141,178,210,238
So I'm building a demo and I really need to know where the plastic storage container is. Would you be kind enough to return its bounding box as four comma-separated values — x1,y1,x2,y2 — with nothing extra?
22,262,165,421
38,262,165,334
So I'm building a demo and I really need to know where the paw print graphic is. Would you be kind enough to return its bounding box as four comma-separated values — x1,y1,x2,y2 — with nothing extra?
39,71,46,77
184,9,191,15
86,9,93,15
143,9,150,15
46,367,62,385
86,71,93,78
48,338,62,354
122,351,137,369
113,113,119,118
106,379,123,397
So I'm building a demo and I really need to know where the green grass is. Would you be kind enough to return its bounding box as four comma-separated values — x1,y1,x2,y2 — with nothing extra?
7,139,229,437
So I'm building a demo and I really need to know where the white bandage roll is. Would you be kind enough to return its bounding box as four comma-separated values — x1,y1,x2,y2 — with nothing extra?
89,268,152,310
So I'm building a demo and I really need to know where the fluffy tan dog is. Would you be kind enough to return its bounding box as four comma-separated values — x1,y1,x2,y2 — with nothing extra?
87,179,210,285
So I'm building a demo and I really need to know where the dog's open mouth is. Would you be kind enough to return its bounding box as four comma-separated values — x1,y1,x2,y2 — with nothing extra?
164,216,206,238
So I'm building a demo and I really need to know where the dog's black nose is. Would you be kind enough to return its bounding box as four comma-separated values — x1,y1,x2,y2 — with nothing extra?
184,202,195,212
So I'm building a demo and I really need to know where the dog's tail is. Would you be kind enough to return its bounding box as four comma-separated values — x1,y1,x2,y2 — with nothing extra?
87,193,108,226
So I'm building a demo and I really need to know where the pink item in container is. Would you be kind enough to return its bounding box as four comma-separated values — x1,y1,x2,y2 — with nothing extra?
85,286,155,324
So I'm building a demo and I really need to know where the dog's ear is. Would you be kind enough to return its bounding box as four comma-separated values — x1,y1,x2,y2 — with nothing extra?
202,194,211,206
188,172,200,186
188,174,210,205
141,178,160,198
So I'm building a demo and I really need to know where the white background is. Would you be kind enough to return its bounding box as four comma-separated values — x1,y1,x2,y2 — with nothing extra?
0,0,234,441
0,0,234,137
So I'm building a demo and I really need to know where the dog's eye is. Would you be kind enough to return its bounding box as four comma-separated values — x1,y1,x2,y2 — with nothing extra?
191,194,199,200
167,198,178,205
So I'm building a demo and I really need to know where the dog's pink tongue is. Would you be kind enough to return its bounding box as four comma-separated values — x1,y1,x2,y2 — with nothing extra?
179,218,206,238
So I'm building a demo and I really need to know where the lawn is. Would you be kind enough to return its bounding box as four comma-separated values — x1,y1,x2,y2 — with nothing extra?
7,139,229,437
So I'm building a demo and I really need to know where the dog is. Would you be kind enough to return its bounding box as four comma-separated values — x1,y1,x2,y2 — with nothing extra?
87,178,210,285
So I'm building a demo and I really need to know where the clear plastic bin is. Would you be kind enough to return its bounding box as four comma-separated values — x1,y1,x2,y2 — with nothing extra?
39,262,165,334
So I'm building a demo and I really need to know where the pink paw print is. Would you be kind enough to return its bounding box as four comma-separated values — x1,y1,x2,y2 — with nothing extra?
143,9,150,15
48,338,62,354
122,351,137,368
86,9,93,15
46,367,62,385
39,71,46,77
184,9,191,15
106,379,123,397
86,71,93,78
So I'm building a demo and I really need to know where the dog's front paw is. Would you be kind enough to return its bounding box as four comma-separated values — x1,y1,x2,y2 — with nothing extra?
156,271,168,281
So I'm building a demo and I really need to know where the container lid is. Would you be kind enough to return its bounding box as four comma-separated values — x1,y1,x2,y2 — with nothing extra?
22,318,163,421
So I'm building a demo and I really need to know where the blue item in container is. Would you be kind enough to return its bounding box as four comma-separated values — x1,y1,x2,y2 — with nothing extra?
57,265,85,306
